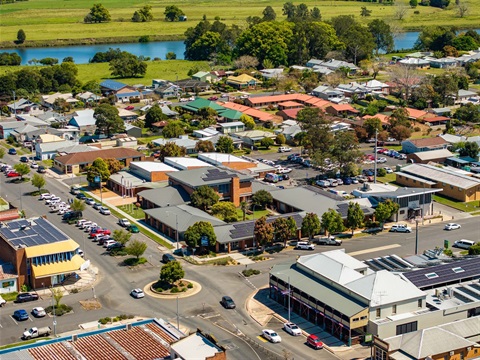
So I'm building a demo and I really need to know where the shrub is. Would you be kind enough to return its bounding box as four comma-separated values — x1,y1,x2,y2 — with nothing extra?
139,35,150,43
119,314,129,320
187,283,193,289
414,10,420,14
414,126,421,132
45,304,72,316
170,286,180,293
70,288,79,294
99,317,111,324
242,269,261,277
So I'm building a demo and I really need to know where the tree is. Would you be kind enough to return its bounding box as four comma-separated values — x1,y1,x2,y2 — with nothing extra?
234,55,259,70
389,107,411,128
113,229,132,245
191,185,220,211
239,114,255,130
394,4,408,20
455,103,480,123
85,158,110,183
184,221,217,248
321,209,345,237
109,52,147,78
84,4,111,23
262,6,277,21
410,0,418,7
368,19,394,55
104,158,123,174
14,163,30,179
52,288,63,307
94,104,124,136
126,240,147,259
261,137,274,149
53,98,71,113
363,117,382,138
132,5,153,22
157,142,186,161
330,131,362,177
63,56,74,63
160,261,185,285
301,212,321,240
375,199,400,228
360,6,372,17
251,190,273,209
164,5,185,22
254,216,274,250
216,136,234,153
70,199,86,212
16,29,26,44
240,201,248,221
459,141,479,158
31,173,46,193
166,52,177,60
195,140,215,153
389,63,422,100
211,202,237,222
273,217,290,247
346,202,364,235
275,134,286,145
162,120,185,138
145,105,167,129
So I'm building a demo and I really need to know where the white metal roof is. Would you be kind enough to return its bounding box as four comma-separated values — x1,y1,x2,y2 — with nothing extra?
130,161,177,173
198,153,250,165
163,157,213,171
171,332,223,359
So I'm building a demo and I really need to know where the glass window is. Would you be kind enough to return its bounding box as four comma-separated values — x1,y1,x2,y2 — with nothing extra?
392,305,397,314
418,299,422,308
376,308,381,318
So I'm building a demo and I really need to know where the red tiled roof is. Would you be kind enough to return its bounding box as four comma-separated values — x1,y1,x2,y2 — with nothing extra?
363,114,390,124
220,101,275,122
421,115,450,123
406,137,448,147
108,327,170,359
152,121,168,128
73,334,128,360
328,104,359,113
29,342,76,360
145,323,176,342
405,107,428,119
278,101,304,107
278,108,303,119
55,148,144,165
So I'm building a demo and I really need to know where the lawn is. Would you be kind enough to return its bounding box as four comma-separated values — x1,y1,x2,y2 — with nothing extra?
1,0,480,46
235,208,270,221
433,195,480,213
118,204,145,219
377,173,397,184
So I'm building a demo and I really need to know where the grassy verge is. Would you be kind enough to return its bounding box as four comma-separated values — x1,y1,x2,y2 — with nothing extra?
235,208,270,221
377,173,397,184
1,292,18,302
433,195,480,212
184,256,237,266
118,204,145,219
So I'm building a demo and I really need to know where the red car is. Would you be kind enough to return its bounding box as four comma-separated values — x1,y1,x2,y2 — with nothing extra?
125,105,135,110
89,228,111,238
208,96,218,101
7,171,20,177
307,334,324,349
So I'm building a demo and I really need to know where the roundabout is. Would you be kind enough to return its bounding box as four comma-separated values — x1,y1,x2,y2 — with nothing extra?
143,279,202,299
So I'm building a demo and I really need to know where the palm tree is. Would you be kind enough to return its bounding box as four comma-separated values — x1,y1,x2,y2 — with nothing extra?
240,201,248,221
70,198,86,212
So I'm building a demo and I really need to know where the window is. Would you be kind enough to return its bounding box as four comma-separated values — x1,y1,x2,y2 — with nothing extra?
396,321,418,335
376,308,381,318
218,183,230,194
418,299,422,308
400,210,405,214
392,305,397,314
452,267,465,273
425,273,438,279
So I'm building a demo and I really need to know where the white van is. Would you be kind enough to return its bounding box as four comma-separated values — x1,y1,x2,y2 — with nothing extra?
453,239,475,250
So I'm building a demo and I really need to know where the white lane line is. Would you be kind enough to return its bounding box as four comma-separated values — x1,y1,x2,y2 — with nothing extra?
349,244,401,256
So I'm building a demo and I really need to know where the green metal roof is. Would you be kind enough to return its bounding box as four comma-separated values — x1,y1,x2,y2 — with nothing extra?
270,263,368,318
218,109,243,120
180,98,225,112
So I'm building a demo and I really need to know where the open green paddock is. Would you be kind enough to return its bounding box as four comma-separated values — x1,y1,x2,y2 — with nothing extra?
1,0,480,46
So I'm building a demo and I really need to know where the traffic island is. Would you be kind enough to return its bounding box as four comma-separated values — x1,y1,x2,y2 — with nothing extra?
144,279,202,299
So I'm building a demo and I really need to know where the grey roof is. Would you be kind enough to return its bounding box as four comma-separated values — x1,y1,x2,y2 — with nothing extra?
270,262,368,317
37,140,77,153
70,109,96,127
168,167,254,188
144,204,225,232
160,105,178,116
153,136,197,149
368,187,441,198
412,148,453,160
138,186,190,207
10,124,39,135
458,89,478,97
56,144,97,154
35,110,67,124
400,164,480,189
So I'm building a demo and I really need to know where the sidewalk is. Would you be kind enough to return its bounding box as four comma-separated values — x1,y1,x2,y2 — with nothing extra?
246,287,372,360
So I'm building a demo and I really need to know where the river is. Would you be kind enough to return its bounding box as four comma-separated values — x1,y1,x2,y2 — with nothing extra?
2,29,479,65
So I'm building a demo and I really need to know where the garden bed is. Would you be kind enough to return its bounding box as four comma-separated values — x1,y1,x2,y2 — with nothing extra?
151,280,193,295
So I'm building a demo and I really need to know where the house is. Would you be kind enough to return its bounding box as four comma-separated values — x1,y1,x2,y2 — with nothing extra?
53,147,145,174
277,101,304,110
396,163,480,201
362,114,390,126
401,137,449,154
404,107,428,121
193,127,219,138
363,80,390,94
312,85,344,101
419,114,449,126
56,144,98,157
35,110,68,126
398,58,430,68
218,121,245,134
41,92,78,108
336,82,368,98
115,87,142,103
100,79,128,95
428,57,458,68
36,139,76,161
276,120,303,140
125,124,142,138
218,108,244,121
259,68,284,79
226,74,262,89
76,91,102,103
167,167,254,206
204,134,243,150
407,148,453,164
276,108,304,121
68,109,96,134
210,70,229,79
307,59,359,73
153,135,198,154
175,78,211,93
325,104,359,117
456,89,478,102
0,119,47,139
118,108,138,122
430,107,451,116
9,124,43,143
0,217,85,290
7,98,40,114
219,101,276,123
231,130,276,148
154,83,180,98
191,71,219,83
179,97,225,114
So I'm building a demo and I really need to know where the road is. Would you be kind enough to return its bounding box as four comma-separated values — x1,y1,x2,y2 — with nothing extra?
0,152,478,359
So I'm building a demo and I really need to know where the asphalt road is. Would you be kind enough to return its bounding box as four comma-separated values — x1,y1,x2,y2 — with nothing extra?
0,152,478,359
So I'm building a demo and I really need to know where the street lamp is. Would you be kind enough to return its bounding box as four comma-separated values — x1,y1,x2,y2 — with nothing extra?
121,176,124,198
49,287,57,337
252,204,258,249
166,211,179,250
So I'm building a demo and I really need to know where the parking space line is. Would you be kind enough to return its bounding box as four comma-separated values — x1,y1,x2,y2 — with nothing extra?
257,335,268,343
349,244,401,256
10,316,18,325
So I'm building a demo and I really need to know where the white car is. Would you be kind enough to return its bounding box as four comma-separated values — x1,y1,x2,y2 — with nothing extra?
283,322,302,336
444,223,461,231
179,98,189,102
277,167,292,174
389,224,412,233
131,288,145,299
384,167,393,174
377,157,387,163
262,329,282,343
103,239,116,248
31,307,46,318
85,198,95,205
30,162,39,169
0,295,6,307
240,94,249,99
118,218,131,227
278,146,292,153
262,159,275,166
40,193,53,200
189,96,195,101
100,207,111,215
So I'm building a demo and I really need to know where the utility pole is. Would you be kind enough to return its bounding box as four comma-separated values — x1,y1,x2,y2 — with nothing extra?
288,276,291,323
374,129,378,184
415,218,419,255
176,296,180,331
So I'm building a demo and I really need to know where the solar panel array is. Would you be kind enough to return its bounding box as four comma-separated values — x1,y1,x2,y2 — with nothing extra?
202,168,235,182
0,217,69,248
229,213,303,240
365,255,414,272
402,257,480,289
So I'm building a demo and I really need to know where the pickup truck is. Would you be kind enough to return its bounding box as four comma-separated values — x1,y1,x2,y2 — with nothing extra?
22,326,52,340
315,236,342,246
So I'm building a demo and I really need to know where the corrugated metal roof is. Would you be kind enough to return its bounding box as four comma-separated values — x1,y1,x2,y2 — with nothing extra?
25,239,78,258
31,254,85,278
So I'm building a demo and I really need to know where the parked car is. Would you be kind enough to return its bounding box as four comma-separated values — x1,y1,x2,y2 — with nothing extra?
93,202,102,210
76,193,87,200
307,334,324,349
283,322,302,336
31,307,46,318
106,242,125,251
96,235,111,245
220,295,236,309
99,207,111,215
103,239,116,248
453,239,475,249
118,218,131,227
7,171,20,177
384,167,393,173
315,236,342,246
444,223,461,231
0,295,6,307
130,289,145,299
278,146,292,153
389,224,412,233
13,309,29,321
89,228,111,238
262,329,282,343
15,293,39,303
125,105,135,110
37,166,47,173
162,253,176,263
85,198,95,205
295,241,315,250
343,177,352,185
70,187,80,195
20,156,28,163
208,96,218,101
40,193,54,200
127,225,140,233
8,148,17,155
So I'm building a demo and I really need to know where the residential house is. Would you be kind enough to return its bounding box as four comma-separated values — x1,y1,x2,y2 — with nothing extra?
210,70,229,79
118,108,138,122
0,119,48,139
53,147,145,174
259,68,284,80
363,80,390,94
226,74,262,89
36,138,76,160
218,109,244,122
153,135,198,154
336,82,368,99
125,124,142,138
419,114,450,126
7,98,40,114
362,114,390,126
41,93,78,109
401,137,449,154
232,130,276,148
56,144,98,157
76,91,102,103
35,110,68,126
175,79,211,93
180,97,225,114
404,107,428,121
427,57,458,69
193,127,219,138
68,109,96,134
9,124,43,144
154,83,180,99
115,87,142,103
306,59,359,73
276,120,303,140
406,148,454,164
312,85,344,101
277,101,304,111
276,108,304,121
100,79,128,96
204,134,243,150
219,101,276,123
456,89,478,103
430,107,452,116
325,104,359,117
191,71,219,83
218,121,245,134
398,58,430,68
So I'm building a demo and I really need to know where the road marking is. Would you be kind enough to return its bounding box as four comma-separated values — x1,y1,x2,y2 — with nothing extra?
257,335,268,343
349,244,401,256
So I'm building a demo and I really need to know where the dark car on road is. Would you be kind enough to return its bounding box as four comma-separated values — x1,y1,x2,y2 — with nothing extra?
8,148,17,155
162,253,176,263
37,166,47,173
76,193,87,200
15,293,39,303
20,156,28,163
106,242,125,252
220,296,236,309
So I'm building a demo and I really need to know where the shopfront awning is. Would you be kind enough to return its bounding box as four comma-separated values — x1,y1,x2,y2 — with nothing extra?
31,255,85,279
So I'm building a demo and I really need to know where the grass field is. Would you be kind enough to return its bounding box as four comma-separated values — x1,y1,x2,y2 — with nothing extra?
1,0,480,46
